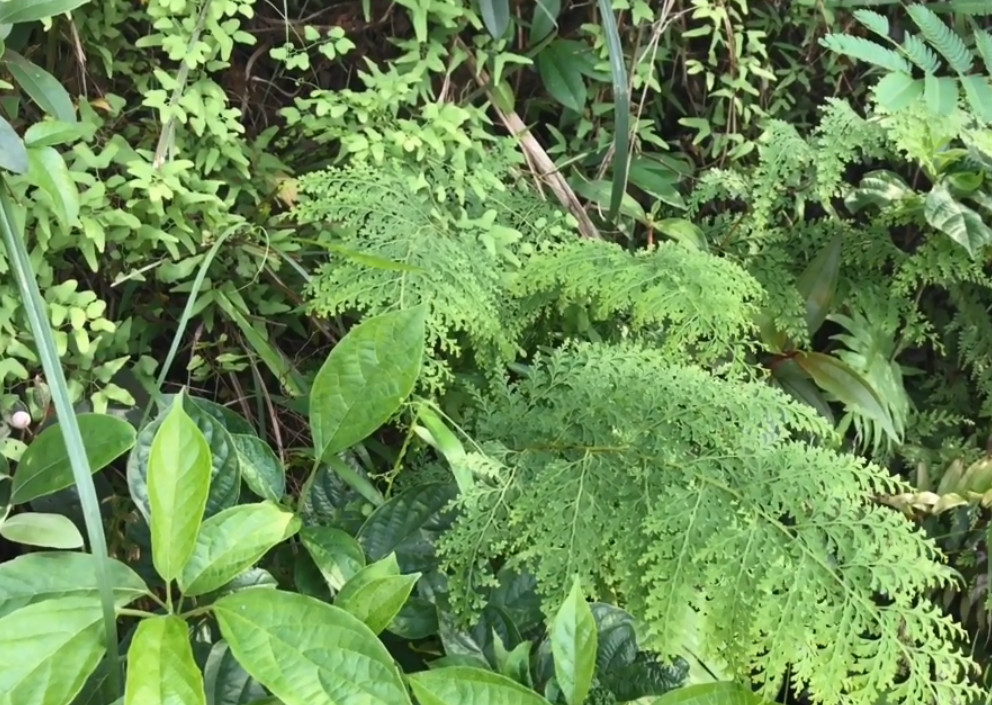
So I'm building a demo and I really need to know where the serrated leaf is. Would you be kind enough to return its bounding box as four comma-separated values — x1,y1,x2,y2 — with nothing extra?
4,50,76,122
551,577,597,705
309,306,426,461
214,589,412,705
0,0,90,24
536,39,587,112
148,393,213,582
0,551,148,619
0,596,106,705
11,413,135,504
408,667,551,705
0,511,83,548
179,501,301,596
124,616,206,705
232,433,285,502
924,180,992,255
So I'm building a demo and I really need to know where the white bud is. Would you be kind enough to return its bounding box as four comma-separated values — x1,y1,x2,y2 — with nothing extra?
10,410,31,430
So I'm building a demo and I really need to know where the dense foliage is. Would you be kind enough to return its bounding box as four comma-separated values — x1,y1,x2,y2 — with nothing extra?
3,1,992,704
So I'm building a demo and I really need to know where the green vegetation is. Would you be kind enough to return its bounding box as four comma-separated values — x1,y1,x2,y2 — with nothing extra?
3,0,992,704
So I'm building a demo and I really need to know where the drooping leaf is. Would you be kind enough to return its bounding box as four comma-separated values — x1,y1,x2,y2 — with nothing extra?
301,525,366,591
0,551,148,619
309,305,426,461
334,553,421,634
408,666,552,705
0,0,90,24
231,433,285,502
4,50,76,122
27,145,80,227
11,413,136,504
551,577,597,705
0,596,106,705
0,510,84,548
0,114,29,173
148,394,213,583
654,682,769,704
124,616,206,705
478,0,510,39
536,39,588,112
214,589,412,705
202,640,268,705
924,181,992,255
179,501,301,596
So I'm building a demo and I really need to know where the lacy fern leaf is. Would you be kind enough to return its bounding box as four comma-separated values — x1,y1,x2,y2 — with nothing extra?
440,341,981,705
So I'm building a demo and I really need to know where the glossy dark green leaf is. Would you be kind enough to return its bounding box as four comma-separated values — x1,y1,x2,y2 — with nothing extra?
357,482,457,572
795,234,842,335
478,0,510,39
310,306,426,461
124,616,206,705
0,510,83,548
0,0,90,23
4,50,75,122
0,114,29,173
530,0,561,44
536,39,587,112
11,413,136,504
232,433,285,502
203,640,268,705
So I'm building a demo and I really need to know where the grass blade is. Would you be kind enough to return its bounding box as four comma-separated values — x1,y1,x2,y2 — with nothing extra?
596,0,631,224
0,182,122,698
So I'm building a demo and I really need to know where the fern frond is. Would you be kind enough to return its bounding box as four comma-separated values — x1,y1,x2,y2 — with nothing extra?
819,34,913,74
907,5,973,74
440,341,981,705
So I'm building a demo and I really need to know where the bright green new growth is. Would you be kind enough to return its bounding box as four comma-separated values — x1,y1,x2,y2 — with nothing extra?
438,341,980,705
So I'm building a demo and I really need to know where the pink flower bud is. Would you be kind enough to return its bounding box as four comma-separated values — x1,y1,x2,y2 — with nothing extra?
10,410,31,430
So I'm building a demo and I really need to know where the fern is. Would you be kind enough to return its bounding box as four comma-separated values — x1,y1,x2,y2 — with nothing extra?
439,341,981,705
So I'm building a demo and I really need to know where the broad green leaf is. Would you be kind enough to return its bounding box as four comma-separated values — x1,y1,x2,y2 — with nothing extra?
655,218,707,250
530,0,561,44
0,114,28,173
551,577,597,705
873,72,923,112
301,525,366,591
0,596,106,705
771,358,835,424
925,181,992,256
654,682,769,704
589,603,637,673
11,412,136,504
232,433,285,502
27,145,79,227
0,551,148,618
23,119,85,147
179,501,301,596
479,0,510,39
357,482,457,571
309,306,426,461
214,589,412,705
124,616,206,705
845,170,917,214
335,553,421,634
408,667,551,705
536,39,587,112
203,640,267,705
571,178,645,221
792,351,898,442
148,394,213,582
795,234,842,335
4,50,75,122
161,393,255,435
0,510,83,548
961,75,992,122
0,0,90,23
923,73,957,116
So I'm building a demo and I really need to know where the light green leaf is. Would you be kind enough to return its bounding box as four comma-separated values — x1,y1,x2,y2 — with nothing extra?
23,119,85,147
27,145,79,227
309,306,426,461
0,596,106,705
795,234,842,335
232,433,285,502
301,525,366,591
214,589,412,705
203,640,268,705
551,577,597,705
335,553,421,634
4,50,76,122
11,413,136,504
0,551,148,618
124,616,206,705
654,682,769,704
1,511,83,548
873,72,923,112
925,180,992,255
479,0,510,39
961,75,992,122
0,114,28,173
654,218,707,250
536,39,587,112
148,393,213,583
179,501,301,596
0,0,90,23
923,73,958,116
408,667,551,705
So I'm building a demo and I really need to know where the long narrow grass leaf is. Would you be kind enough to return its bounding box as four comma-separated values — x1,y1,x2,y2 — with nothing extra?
596,0,631,224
